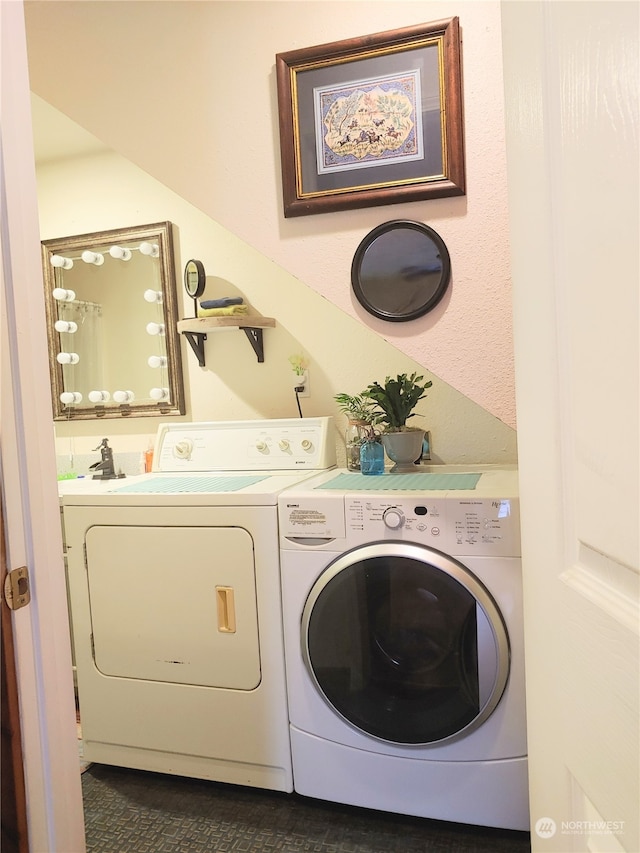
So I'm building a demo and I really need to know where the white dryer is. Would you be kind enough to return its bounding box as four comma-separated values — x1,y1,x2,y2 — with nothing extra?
278,466,529,830
59,418,335,792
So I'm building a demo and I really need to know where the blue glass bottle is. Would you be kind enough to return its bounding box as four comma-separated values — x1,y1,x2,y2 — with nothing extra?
360,439,384,475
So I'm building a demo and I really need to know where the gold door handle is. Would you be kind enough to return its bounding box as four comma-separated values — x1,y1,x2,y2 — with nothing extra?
216,586,236,633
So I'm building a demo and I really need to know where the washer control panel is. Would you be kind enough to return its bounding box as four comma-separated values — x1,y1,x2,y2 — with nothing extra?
345,496,520,557
154,417,336,472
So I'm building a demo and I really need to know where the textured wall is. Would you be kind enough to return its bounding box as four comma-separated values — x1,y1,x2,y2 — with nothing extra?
25,0,516,427
37,146,517,466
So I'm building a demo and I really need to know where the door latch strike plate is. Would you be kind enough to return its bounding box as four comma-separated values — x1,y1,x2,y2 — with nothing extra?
4,566,31,611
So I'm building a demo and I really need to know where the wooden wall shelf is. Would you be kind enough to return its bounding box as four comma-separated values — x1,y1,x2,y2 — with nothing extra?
177,316,276,366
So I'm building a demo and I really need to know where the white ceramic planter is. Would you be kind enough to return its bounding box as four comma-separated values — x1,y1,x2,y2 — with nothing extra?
381,429,425,473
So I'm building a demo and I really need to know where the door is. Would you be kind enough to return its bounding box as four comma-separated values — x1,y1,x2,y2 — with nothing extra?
1,3,86,850
302,542,509,745
502,2,639,851
84,524,260,688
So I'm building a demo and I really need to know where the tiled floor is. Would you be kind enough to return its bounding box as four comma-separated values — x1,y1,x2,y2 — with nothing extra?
81,763,531,853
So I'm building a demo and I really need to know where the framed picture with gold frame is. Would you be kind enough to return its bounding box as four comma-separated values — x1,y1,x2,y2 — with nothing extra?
275,18,465,218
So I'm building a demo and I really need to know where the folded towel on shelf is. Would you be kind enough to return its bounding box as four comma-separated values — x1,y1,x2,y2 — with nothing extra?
200,297,244,309
197,304,249,317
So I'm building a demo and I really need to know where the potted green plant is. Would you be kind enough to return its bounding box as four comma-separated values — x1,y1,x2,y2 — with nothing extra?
334,392,381,472
363,373,432,472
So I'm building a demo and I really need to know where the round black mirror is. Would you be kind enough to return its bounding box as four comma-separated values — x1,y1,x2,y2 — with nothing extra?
184,259,206,298
351,220,451,322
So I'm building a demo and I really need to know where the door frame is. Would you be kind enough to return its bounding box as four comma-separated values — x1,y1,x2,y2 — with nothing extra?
0,2,86,850
1,502,29,853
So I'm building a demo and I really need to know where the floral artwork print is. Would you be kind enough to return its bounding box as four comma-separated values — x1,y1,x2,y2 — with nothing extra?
314,70,424,175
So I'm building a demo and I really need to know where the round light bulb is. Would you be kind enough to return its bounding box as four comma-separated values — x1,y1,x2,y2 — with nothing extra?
88,390,111,403
113,390,135,404
143,289,163,303
54,320,78,333
147,355,167,368
56,352,80,365
60,391,82,405
81,250,105,265
139,242,159,257
51,255,74,269
52,288,76,302
146,322,165,336
149,387,169,401
109,245,132,261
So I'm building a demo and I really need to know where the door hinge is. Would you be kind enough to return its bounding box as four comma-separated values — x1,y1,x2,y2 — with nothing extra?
4,566,31,611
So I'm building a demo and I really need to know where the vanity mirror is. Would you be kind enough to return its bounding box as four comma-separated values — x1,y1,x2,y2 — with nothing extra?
42,221,185,420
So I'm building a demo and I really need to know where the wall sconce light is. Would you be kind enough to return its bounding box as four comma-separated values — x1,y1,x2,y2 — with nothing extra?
81,250,105,265
109,245,133,261
113,390,135,404
60,391,82,405
149,387,170,401
139,242,159,258
143,289,163,304
50,254,74,269
56,352,80,365
52,288,76,302
54,320,78,333
88,390,111,403
148,355,168,368
146,322,165,336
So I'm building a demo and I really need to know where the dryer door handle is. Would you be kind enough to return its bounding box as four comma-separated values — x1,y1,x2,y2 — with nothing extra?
216,586,236,633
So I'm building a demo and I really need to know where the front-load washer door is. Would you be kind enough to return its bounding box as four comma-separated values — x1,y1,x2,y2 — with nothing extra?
85,525,260,689
302,542,509,745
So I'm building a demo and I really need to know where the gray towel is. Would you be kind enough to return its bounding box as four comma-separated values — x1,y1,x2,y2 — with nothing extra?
200,297,244,309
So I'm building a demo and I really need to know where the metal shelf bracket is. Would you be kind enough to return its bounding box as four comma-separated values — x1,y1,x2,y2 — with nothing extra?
242,327,265,362
183,331,207,367
180,327,265,366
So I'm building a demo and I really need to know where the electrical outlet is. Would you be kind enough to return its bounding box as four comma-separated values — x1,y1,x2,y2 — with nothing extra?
295,369,310,398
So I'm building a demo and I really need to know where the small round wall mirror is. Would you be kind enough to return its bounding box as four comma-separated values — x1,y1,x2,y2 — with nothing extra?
184,259,206,299
351,220,451,322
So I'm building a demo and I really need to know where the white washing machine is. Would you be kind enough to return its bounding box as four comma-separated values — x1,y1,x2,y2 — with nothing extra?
277,466,529,830
59,417,335,792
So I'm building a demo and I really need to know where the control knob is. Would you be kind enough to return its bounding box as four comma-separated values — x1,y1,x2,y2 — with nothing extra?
255,440,268,453
173,439,193,460
382,507,405,529
279,439,291,452
301,439,313,451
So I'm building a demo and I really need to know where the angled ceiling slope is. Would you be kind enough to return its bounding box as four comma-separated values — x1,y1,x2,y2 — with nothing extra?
31,94,109,165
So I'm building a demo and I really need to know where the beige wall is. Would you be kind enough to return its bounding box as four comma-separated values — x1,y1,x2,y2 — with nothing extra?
37,145,517,466
25,0,516,431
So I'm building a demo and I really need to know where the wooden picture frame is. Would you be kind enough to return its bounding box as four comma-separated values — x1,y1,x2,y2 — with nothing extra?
275,18,465,218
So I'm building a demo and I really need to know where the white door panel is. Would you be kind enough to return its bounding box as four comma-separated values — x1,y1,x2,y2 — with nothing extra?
502,1,639,851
